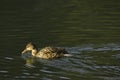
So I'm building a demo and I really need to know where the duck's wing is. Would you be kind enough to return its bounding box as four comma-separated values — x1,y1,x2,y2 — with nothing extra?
39,47,56,53
38,47,69,58
40,47,68,54
37,47,57,59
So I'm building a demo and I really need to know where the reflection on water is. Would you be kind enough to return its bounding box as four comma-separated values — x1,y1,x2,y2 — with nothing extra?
0,0,120,80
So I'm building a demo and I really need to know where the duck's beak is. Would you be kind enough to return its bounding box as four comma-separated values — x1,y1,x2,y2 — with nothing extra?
22,49,28,54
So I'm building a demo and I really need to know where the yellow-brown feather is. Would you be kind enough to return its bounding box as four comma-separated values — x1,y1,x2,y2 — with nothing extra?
22,43,69,59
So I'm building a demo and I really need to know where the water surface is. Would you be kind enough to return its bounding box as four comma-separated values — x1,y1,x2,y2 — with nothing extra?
0,0,120,80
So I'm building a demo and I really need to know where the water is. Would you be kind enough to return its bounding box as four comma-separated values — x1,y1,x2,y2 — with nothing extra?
0,0,120,80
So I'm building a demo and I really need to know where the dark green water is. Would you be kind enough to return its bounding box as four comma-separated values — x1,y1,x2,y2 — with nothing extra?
0,0,120,80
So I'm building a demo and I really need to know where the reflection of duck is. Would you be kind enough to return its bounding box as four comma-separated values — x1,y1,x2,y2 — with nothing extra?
22,43,72,59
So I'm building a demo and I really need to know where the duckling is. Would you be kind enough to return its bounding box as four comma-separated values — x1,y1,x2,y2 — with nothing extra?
22,43,72,59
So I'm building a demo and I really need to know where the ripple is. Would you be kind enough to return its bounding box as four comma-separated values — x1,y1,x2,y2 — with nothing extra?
14,76,36,79
4,57,14,60
59,76,70,80
2,43,119,80
25,63,36,68
23,72,31,75
112,54,120,59
0,70,8,73
41,77,52,80
40,69,57,74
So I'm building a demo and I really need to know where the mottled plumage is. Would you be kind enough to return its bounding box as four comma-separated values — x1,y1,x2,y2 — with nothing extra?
22,43,71,59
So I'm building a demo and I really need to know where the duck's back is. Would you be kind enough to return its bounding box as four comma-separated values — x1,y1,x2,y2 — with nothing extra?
36,47,69,59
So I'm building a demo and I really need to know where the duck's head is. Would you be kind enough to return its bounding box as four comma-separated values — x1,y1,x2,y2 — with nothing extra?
22,42,37,54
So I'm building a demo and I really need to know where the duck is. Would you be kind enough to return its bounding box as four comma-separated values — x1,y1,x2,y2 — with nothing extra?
22,42,72,59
